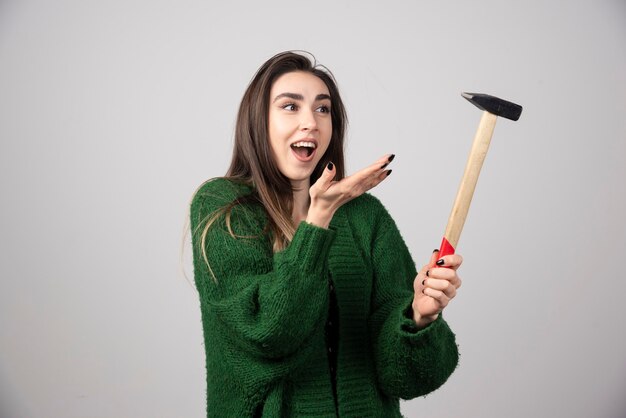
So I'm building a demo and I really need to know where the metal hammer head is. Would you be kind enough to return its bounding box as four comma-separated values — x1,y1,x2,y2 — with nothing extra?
462,92,523,121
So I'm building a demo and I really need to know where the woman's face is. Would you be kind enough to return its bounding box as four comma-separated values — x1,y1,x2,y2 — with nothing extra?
268,71,332,188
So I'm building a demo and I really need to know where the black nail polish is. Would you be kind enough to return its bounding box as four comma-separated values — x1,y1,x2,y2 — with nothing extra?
327,162,334,170
388,154,395,162
386,170,392,176
436,259,445,266
433,248,440,253
422,279,425,285
381,163,388,169
426,270,430,277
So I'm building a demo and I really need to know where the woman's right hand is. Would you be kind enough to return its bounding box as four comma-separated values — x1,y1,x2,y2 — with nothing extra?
306,154,394,228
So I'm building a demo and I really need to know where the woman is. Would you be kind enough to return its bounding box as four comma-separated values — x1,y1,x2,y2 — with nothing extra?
190,51,462,417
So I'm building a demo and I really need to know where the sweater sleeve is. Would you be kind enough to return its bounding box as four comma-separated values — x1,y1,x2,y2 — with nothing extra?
367,199,459,400
190,179,334,361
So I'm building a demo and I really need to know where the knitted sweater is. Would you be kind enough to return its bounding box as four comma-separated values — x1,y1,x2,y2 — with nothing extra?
190,178,459,417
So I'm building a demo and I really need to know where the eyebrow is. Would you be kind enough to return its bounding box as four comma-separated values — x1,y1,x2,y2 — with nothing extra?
272,93,331,103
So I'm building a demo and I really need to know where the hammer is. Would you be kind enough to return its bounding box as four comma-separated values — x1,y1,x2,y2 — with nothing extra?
438,92,523,258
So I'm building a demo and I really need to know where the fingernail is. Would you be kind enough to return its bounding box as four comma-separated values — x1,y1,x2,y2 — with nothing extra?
381,163,388,169
436,259,445,266
327,162,334,170
388,154,395,162
426,270,430,277
433,249,440,253
386,170,392,177
422,279,425,285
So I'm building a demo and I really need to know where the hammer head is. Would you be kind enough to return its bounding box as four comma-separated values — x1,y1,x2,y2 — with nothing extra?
462,92,523,121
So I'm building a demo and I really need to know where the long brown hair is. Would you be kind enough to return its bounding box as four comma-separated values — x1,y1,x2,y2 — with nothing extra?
199,51,348,256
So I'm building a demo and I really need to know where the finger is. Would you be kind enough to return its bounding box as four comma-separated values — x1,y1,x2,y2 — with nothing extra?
357,167,390,191
346,154,395,184
418,249,441,276
422,287,450,307
337,159,393,196
423,278,457,298
362,168,392,192
311,161,336,193
413,273,430,292
434,254,463,270
428,249,440,268
426,267,456,281
427,267,462,289
413,276,422,293
377,153,395,169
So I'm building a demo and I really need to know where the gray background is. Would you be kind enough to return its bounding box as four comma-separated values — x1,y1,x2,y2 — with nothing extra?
1,0,625,417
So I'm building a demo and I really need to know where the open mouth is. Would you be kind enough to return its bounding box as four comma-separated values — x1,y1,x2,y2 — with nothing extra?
290,141,317,161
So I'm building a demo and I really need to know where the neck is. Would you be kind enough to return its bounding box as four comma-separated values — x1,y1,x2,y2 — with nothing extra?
291,178,310,226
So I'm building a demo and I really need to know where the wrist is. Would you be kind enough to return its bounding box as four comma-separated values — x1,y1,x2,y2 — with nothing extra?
305,206,334,229
305,213,330,229
412,309,439,329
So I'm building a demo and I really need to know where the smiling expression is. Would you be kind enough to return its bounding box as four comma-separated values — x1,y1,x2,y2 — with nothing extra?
268,71,332,189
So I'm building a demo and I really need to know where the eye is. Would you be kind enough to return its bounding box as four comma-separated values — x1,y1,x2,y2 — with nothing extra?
316,105,331,113
282,103,297,111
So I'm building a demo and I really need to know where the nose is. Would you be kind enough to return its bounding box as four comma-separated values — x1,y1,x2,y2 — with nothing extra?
300,109,318,131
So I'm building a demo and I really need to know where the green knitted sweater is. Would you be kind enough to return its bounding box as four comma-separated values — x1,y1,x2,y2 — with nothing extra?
190,178,459,417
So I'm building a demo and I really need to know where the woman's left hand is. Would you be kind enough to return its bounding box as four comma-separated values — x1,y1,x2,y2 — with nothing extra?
411,250,463,328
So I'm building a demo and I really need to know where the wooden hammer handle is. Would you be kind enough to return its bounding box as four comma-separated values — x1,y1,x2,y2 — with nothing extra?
438,111,498,257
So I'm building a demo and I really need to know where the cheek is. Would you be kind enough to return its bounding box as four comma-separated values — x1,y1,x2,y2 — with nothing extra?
267,113,284,152
269,113,294,141
321,119,333,147
317,136,332,159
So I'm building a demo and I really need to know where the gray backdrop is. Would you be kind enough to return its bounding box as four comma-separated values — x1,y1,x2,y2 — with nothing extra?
1,0,625,417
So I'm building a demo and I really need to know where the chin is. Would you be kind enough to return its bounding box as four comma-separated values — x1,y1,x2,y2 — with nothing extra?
285,169,315,185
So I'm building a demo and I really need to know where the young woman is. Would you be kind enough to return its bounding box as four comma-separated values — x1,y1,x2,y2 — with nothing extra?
190,51,462,417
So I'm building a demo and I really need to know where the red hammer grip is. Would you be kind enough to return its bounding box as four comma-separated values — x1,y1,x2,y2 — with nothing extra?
438,236,456,258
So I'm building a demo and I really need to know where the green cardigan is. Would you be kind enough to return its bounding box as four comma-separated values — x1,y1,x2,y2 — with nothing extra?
190,178,459,417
